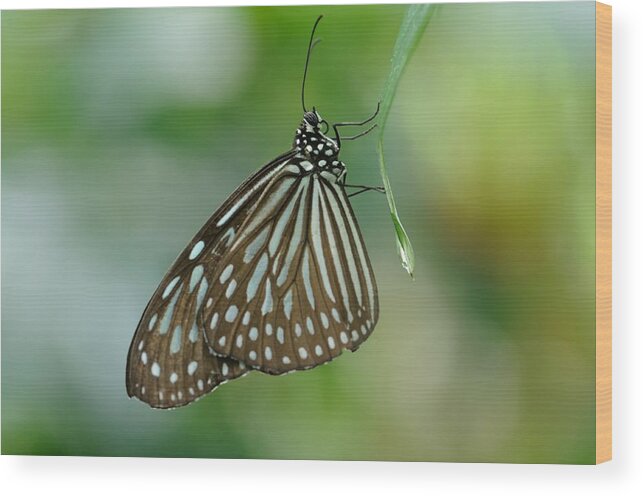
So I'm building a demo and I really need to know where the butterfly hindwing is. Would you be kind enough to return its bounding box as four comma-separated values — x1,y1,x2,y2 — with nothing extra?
126,151,297,408
126,272,246,409
201,169,379,375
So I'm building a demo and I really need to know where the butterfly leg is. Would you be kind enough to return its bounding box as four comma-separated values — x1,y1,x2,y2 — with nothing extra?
335,102,381,128
333,102,381,148
345,184,386,197
340,124,377,142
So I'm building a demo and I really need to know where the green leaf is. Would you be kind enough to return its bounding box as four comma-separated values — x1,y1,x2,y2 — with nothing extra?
377,4,439,278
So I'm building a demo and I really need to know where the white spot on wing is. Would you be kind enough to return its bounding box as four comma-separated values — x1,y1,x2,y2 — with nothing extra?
158,284,183,335
189,240,205,260
148,314,158,330
196,278,209,308
151,362,161,377
247,252,269,302
222,228,235,247
226,279,237,298
261,279,273,315
225,306,238,322
283,288,293,320
306,317,315,335
219,264,234,284
210,312,219,330
187,361,198,375
188,323,198,343
189,265,204,292
332,308,341,323
170,325,182,354
320,312,329,329
162,276,180,299
302,248,315,309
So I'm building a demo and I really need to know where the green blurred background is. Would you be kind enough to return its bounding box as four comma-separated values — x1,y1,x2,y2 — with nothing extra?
2,2,596,463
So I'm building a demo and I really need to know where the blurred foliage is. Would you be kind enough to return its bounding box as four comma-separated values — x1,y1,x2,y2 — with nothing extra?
2,3,596,463
377,4,440,278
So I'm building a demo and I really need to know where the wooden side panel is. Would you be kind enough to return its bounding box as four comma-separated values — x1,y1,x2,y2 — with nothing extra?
595,1,612,465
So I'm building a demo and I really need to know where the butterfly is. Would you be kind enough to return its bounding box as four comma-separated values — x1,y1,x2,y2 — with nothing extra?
126,15,384,408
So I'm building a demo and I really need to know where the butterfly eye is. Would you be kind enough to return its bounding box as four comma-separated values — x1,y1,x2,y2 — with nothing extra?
303,111,319,127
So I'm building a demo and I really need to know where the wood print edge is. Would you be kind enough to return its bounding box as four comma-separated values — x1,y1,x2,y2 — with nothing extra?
595,0,612,465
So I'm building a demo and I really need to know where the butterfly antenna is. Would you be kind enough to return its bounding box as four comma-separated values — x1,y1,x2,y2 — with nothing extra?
302,15,324,113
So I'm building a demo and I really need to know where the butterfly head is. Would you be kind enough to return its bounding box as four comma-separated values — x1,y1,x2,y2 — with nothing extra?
294,108,339,162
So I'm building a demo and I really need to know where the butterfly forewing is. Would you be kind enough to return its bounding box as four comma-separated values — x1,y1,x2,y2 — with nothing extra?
126,151,297,408
201,165,379,375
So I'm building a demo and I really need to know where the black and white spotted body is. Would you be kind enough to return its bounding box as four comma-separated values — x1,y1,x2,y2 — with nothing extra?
292,110,347,182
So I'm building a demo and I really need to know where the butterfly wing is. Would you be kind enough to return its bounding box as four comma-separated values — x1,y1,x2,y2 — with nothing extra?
201,171,379,375
126,150,298,408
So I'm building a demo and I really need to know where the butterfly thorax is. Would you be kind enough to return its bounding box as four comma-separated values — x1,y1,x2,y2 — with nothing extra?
292,111,346,182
